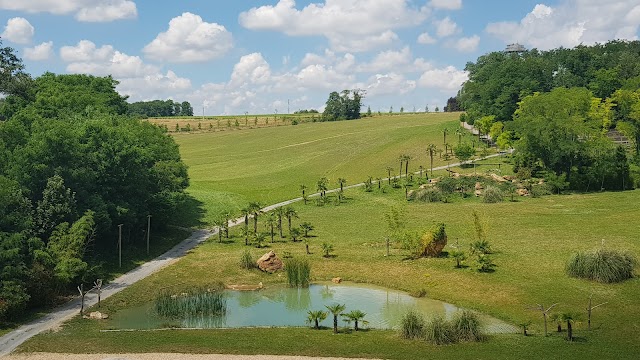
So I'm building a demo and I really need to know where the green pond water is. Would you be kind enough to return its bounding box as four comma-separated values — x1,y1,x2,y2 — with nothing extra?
110,282,517,333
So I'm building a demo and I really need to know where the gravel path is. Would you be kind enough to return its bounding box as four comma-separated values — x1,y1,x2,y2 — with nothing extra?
0,148,507,356
4,354,378,360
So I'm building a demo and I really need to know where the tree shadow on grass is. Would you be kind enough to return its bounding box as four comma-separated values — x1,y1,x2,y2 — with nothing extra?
172,194,207,228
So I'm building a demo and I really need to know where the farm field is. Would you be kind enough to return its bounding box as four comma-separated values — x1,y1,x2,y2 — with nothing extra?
16,113,640,359
172,112,463,222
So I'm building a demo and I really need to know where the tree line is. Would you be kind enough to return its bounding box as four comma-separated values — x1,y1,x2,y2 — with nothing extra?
0,40,190,323
457,40,640,191
128,99,194,118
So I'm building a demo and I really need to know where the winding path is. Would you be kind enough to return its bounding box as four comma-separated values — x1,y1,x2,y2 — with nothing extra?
0,152,507,356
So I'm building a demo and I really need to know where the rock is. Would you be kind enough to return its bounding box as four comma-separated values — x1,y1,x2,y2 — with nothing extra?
490,173,508,183
475,190,482,197
429,178,440,184
475,182,483,190
88,311,108,320
503,175,516,181
538,179,545,185
517,188,530,196
407,190,415,198
256,250,283,273
332,277,342,284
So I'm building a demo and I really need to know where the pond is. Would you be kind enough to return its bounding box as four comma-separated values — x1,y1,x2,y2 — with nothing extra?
110,282,517,333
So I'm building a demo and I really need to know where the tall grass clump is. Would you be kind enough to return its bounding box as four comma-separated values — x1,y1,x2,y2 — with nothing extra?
566,248,637,283
155,288,227,318
482,186,504,203
399,310,425,339
424,316,454,345
285,257,311,288
451,310,483,342
240,249,255,269
410,187,442,203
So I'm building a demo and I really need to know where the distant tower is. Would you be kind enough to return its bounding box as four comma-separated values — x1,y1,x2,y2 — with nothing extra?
505,43,527,54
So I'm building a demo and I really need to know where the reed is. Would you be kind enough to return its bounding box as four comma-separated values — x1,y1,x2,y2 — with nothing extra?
566,248,636,283
285,257,311,288
155,288,227,318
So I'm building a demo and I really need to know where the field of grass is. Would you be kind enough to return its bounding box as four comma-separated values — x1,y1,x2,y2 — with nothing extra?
19,186,640,359
172,112,463,222
17,113,640,359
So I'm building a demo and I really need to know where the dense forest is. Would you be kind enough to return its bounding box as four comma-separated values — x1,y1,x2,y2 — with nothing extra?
0,40,190,323
128,99,194,118
458,40,640,191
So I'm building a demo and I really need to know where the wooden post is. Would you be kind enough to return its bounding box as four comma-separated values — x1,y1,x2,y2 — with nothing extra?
530,303,558,337
146,215,152,255
78,284,85,316
94,279,102,308
586,295,607,330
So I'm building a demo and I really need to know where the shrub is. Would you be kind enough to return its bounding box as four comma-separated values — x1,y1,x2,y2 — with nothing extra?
399,310,425,339
452,310,483,342
240,249,254,269
410,187,442,203
285,257,311,288
566,248,637,283
530,183,552,197
470,240,492,255
424,315,454,345
483,186,504,203
476,254,496,273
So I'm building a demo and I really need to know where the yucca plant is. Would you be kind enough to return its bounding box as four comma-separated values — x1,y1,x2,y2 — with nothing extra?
399,310,425,339
425,315,454,345
451,310,483,342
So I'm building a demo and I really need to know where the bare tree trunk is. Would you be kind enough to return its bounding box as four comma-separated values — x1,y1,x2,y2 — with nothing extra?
567,321,573,341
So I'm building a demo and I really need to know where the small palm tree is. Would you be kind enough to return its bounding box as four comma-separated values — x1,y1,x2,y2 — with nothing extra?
284,206,298,232
404,154,412,177
275,207,285,238
385,166,394,184
442,127,449,147
307,310,328,329
254,232,267,248
212,217,225,243
300,184,307,200
325,304,346,333
450,249,467,268
240,226,252,246
342,310,368,331
265,212,276,243
240,206,251,235
375,177,382,189
300,222,314,237
561,313,580,341
248,201,263,234
290,227,302,242
222,211,231,238
455,127,464,145
317,177,329,198
337,178,347,192
303,237,311,254
427,144,437,175
322,242,334,257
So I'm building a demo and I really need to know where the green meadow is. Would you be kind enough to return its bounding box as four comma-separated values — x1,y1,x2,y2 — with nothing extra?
18,113,640,359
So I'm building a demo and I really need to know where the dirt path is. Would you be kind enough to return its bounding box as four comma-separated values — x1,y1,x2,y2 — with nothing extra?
0,151,507,356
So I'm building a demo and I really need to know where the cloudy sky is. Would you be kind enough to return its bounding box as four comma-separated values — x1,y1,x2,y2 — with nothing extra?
1,0,639,115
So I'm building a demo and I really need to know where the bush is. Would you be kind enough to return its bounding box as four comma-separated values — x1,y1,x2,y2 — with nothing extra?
566,248,637,283
285,257,311,288
424,316,454,345
483,186,504,203
155,288,226,318
410,187,442,203
240,249,254,269
399,310,425,339
530,183,552,197
452,310,483,342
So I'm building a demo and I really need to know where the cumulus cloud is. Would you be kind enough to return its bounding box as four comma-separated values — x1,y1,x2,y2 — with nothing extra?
486,0,640,50
435,17,460,37
366,73,416,96
429,0,462,10
417,32,437,45
418,66,468,91
1,17,34,44
357,47,413,73
453,35,480,52
239,0,430,52
24,41,53,60
0,0,137,22
143,12,233,63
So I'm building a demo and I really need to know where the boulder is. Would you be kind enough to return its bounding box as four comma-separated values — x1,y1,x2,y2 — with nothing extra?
490,173,508,183
332,277,342,284
256,250,283,273
517,188,530,196
475,182,483,190
87,311,108,320
474,190,482,197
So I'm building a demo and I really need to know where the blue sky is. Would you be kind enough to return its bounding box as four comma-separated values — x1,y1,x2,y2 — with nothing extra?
1,0,639,115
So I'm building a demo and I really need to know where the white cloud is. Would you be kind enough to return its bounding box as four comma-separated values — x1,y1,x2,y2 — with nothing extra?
143,12,233,63
366,73,416,96
486,0,640,50
357,47,412,73
239,0,430,52
24,41,53,61
453,35,480,52
229,53,272,87
418,66,468,91
417,32,437,45
429,0,462,10
1,17,34,44
0,0,137,22
435,17,460,38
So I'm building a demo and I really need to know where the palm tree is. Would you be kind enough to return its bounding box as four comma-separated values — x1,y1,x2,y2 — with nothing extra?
325,304,346,334
240,226,251,246
248,201,263,234
275,207,285,238
561,313,580,341
385,166,394,184
303,237,311,254
427,144,437,176
322,242,334,257
455,127,464,145
397,155,405,178
254,232,266,248
212,217,225,243
284,206,298,233
290,227,302,242
307,310,328,329
342,310,368,331
265,212,276,243
317,177,329,198
419,165,424,179
222,211,231,239
337,178,347,192
404,154,412,177
300,184,308,204
375,177,382,189
442,127,449,147
300,222,314,237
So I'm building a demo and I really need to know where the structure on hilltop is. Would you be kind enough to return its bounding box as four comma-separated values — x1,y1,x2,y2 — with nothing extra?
505,43,527,53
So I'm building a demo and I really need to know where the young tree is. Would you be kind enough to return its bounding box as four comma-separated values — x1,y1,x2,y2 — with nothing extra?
322,242,334,257
561,313,580,341
265,212,277,243
325,304,346,333
342,310,368,331
290,227,302,242
300,184,308,204
284,206,298,232
248,201,263,234
454,143,476,163
275,207,285,238
337,178,347,192
300,222,314,237
212,217,225,243
307,310,328,329
427,144,437,175
386,166,394,184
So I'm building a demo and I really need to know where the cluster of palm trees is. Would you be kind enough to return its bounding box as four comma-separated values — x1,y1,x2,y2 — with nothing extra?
307,304,368,333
